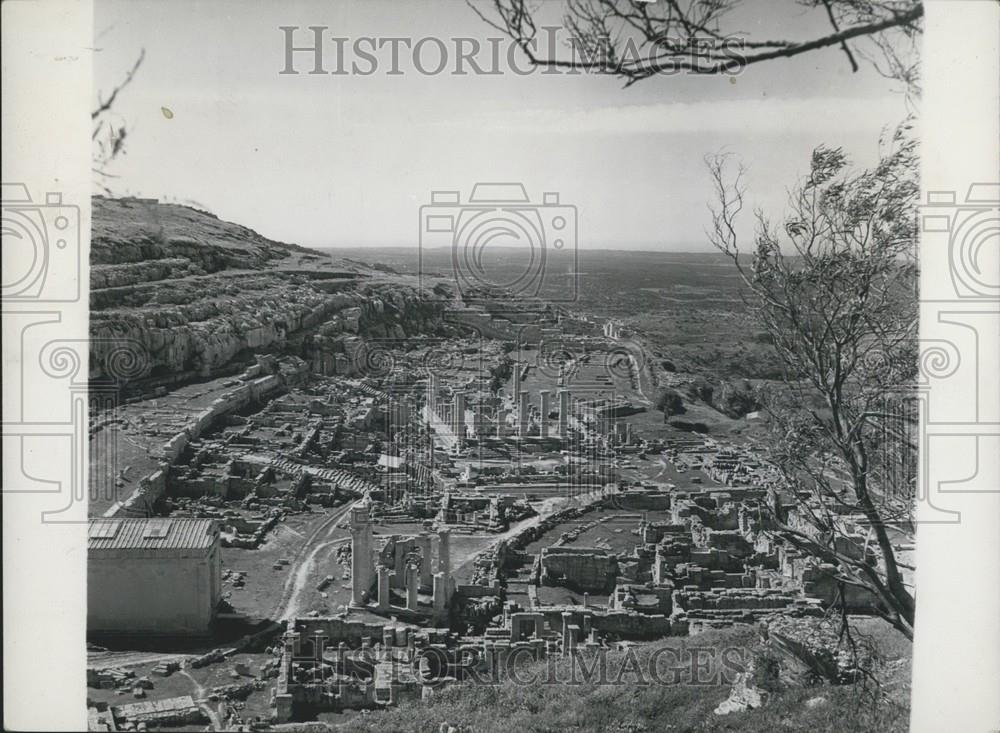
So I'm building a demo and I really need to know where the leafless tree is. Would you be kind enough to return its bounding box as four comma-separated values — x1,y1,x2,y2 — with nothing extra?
92,49,145,191
706,125,918,639
469,0,922,91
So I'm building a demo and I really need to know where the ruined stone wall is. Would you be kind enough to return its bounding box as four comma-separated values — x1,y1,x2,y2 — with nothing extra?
105,373,284,518
674,588,799,612
540,547,618,592
593,611,674,638
611,491,671,511
292,617,406,647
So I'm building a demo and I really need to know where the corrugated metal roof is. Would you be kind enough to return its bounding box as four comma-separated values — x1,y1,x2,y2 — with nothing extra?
88,518,218,551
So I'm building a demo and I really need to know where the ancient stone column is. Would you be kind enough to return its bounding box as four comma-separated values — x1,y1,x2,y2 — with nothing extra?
433,571,447,620
426,373,438,411
496,407,508,438
472,404,483,437
437,529,451,600
406,564,420,611
561,611,573,650
539,390,551,438
350,503,373,607
417,533,433,587
377,566,392,612
452,391,466,442
518,391,529,438
558,389,570,437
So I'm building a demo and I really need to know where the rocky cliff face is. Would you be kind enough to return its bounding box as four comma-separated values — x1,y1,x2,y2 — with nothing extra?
90,196,449,387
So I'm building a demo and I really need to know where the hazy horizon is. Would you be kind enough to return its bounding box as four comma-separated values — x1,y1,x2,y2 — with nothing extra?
318,243,733,255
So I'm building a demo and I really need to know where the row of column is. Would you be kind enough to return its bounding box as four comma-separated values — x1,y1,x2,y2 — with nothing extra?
428,374,573,441
428,378,574,441
513,388,572,438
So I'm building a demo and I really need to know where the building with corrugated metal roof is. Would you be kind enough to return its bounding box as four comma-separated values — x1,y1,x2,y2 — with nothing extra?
87,518,222,635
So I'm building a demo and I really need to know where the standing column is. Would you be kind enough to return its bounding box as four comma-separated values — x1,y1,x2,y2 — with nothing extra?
377,567,392,611
496,407,508,438
437,529,451,600
558,389,570,437
350,503,373,607
433,571,447,621
427,373,439,411
417,533,433,587
472,403,483,438
406,564,419,611
539,390,551,438
452,391,466,442
561,611,574,653
518,391,529,438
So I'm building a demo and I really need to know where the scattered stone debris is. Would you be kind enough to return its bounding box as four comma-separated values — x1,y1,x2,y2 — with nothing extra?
87,667,135,689
150,661,179,678
189,649,226,669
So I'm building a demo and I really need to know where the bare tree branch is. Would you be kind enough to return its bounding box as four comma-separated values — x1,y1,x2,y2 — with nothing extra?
471,0,922,87
92,48,145,121
92,49,145,192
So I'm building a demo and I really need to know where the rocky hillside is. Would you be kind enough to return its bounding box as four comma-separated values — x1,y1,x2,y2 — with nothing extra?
90,196,448,388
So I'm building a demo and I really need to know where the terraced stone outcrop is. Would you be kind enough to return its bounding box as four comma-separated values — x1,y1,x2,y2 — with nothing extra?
89,196,449,387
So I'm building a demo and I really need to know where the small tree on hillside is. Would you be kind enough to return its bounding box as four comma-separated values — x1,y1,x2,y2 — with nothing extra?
706,128,919,639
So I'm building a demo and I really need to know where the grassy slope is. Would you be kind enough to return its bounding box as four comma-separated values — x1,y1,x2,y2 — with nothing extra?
323,624,910,733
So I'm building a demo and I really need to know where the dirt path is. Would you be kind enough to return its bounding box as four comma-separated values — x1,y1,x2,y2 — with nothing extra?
179,669,224,730
278,535,351,621
631,350,655,407
271,499,360,621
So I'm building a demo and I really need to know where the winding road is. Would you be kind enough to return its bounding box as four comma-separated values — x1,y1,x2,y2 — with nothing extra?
271,498,361,621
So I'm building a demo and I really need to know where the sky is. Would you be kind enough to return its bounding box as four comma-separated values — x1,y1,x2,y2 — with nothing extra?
94,0,915,252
